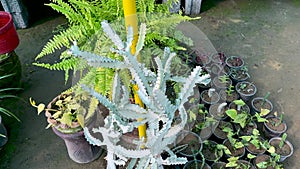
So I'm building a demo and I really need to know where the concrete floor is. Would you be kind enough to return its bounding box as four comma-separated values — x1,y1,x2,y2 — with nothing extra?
0,0,299,168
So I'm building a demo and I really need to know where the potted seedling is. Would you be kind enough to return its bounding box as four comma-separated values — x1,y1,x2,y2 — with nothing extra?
225,56,245,70
219,85,239,103
175,130,203,158
202,140,226,162
251,92,273,114
213,121,234,142
212,75,232,90
263,112,287,138
210,52,227,65
30,91,103,163
235,81,257,101
268,133,294,162
229,66,250,83
240,129,267,155
209,102,228,120
211,162,226,169
200,88,220,106
229,99,250,114
254,154,283,169
225,108,257,136
222,127,245,158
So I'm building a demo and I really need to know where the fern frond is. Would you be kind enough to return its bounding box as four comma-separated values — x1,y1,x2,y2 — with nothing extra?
36,25,83,60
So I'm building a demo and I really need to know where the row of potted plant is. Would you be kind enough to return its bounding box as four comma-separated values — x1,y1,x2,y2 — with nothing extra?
169,51,293,169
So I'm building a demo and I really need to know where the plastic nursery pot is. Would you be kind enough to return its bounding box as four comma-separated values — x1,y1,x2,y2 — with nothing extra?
253,154,273,169
202,140,223,162
200,89,220,106
229,69,250,84
0,11,19,54
235,160,255,169
268,137,294,162
212,121,233,142
209,103,228,121
223,139,245,158
263,116,287,138
208,63,227,76
235,81,257,102
212,76,232,91
251,97,273,115
225,56,245,70
175,130,203,158
192,52,211,66
211,161,226,169
210,52,227,65
245,137,266,155
228,101,250,114
183,160,211,169
234,121,258,136
219,89,239,103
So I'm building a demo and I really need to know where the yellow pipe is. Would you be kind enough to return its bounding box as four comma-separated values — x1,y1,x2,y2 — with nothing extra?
123,0,147,140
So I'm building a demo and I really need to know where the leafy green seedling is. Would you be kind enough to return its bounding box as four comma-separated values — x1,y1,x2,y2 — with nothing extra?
233,99,246,111
279,133,287,149
226,85,235,96
261,92,270,107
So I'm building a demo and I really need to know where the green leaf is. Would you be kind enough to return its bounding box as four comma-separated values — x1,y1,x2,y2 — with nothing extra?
240,136,251,142
255,113,268,122
233,99,245,106
52,111,62,119
60,112,73,126
247,153,256,159
37,104,45,115
234,141,244,149
267,146,275,154
77,114,84,128
226,109,237,120
260,108,270,117
252,128,260,136
234,113,248,128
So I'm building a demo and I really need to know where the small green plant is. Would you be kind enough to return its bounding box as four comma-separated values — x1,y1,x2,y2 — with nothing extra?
256,154,283,169
261,92,270,107
279,133,287,149
223,127,244,150
225,156,239,168
226,109,249,128
274,111,284,127
240,129,268,150
218,75,230,83
226,85,235,96
233,99,246,111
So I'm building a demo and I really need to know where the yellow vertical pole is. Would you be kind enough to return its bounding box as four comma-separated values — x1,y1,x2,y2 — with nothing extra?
123,0,147,140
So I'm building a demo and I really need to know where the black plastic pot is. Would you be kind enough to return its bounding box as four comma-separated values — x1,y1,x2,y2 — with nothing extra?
211,162,226,169
223,139,245,158
212,121,233,142
200,89,220,106
251,97,273,115
175,130,203,158
225,56,245,70
229,69,250,84
183,160,211,169
219,89,239,103
235,81,257,102
212,76,232,91
263,116,287,138
209,103,228,121
202,140,223,162
228,101,250,114
269,137,294,162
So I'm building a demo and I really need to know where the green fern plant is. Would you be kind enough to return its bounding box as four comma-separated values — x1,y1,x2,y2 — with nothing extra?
68,21,210,168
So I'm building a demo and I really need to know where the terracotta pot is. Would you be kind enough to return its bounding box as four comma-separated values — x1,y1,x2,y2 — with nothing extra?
0,11,19,54
52,127,102,163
